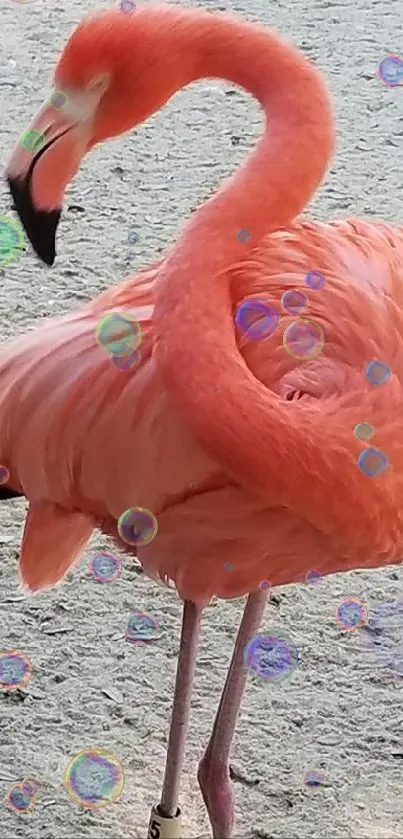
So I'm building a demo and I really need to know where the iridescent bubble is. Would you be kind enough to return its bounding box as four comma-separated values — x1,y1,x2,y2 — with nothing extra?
126,610,159,644
304,271,325,290
120,0,135,12
96,313,142,358
305,569,322,585
0,216,25,266
89,552,121,583
377,54,403,87
244,630,299,682
110,349,142,371
281,289,308,315
49,89,68,110
0,465,10,485
236,229,251,244
259,580,271,591
362,599,403,677
0,651,32,690
117,507,158,547
20,129,45,153
21,778,41,797
63,749,125,809
303,769,326,788
335,597,367,630
365,360,391,386
357,447,389,478
6,784,35,813
127,231,140,244
283,318,325,361
223,562,233,571
235,298,279,340
354,422,374,442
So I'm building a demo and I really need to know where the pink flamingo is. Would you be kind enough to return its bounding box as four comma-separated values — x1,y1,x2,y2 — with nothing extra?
3,5,403,837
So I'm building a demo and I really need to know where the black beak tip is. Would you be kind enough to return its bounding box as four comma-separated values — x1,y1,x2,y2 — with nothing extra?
7,175,60,267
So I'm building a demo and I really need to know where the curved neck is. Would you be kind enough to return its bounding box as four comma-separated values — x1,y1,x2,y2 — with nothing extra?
153,13,345,536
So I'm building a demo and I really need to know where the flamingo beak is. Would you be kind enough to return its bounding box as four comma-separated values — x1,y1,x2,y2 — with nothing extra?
5,100,91,266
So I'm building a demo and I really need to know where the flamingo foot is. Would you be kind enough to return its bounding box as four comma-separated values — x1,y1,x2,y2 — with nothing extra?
197,749,235,839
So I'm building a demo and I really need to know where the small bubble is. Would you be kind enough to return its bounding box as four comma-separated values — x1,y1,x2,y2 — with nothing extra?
0,465,10,485
89,552,121,583
357,447,389,478
335,597,367,630
235,298,279,341
365,360,391,386
21,778,41,797
126,610,159,643
120,0,135,12
117,507,158,547
6,784,36,813
304,271,325,290
223,562,233,571
305,569,322,585
283,318,325,361
127,231,140,244
63,749,125,809
354,422,374,442
303,769,326,789
20,130,45,153
236,229,251,244
377,54,403,87
281,289,308,315
96,313,142,358
0,650,32,691
0,216,25,266
244,630,299,682
259,580,271,590
49,89,68,110
110,349,142,371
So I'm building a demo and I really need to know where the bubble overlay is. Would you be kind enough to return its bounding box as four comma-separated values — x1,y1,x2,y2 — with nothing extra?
96,313,142,358
365,360,391,386
259,580,271,591
110,349,142,371
235,298,279,340
49,90,68,110
306,569,322,585
303,769,326,788
126,610,159,643
304,271,326,290
335,598,367,630
0,465,10,484
120,0,136,12
362,600,403,677
244,630,299,682
0,216,25,266
236,228,251,244
281,289,308,315
117,507,158,547
89,552,121,583
283,318,325,360
357,447,389,478
377,54,403,86
0,651,32,690
6,784,36,813
64,749,125,809
20,130,45,153
354,422,374,442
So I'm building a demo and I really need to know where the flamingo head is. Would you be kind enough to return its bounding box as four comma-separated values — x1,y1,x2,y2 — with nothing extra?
6,6,195,265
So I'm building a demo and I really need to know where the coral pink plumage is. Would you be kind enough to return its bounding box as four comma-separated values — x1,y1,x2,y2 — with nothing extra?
4,5,403,836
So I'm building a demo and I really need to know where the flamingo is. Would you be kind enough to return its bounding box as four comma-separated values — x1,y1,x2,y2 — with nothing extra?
3,4,403,837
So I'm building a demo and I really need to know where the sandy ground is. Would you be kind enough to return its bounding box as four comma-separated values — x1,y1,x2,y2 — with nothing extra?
1,0,403,837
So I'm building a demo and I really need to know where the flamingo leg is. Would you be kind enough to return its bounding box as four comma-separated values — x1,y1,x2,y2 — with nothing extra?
159,599,203,817
198,588,269,839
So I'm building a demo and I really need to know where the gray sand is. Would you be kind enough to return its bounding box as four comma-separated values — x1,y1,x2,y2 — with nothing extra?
1,0,403,837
